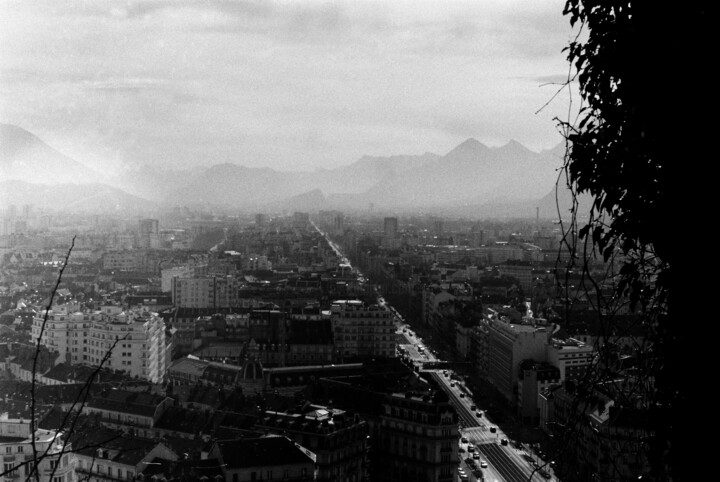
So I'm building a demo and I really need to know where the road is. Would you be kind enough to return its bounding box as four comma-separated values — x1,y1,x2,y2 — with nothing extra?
314,223,558,482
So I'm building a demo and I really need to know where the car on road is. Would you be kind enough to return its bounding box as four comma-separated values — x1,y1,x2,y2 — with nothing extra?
490,427,497,433
476,411,482,417
459,393,465,398
501,438,508,446
458,446,465,453
473,453,479,460
461,436,468,443
470,405,476,411
467,445,474,453
480,460,488,468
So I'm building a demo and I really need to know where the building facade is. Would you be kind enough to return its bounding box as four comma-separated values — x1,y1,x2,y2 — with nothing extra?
330,300,395,360
485,316,551,403
171,275,240,309
31,304,171,383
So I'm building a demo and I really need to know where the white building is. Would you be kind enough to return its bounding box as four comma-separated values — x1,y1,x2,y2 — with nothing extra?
485,315,551,402
0,414,75,482
31,304,171,384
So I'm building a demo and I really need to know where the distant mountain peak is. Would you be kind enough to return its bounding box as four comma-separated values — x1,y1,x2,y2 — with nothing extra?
496,139,533,155
458,137,487,149
445,138,490,158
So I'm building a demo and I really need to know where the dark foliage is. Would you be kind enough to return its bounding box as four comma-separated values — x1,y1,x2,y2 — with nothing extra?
555,2,703,480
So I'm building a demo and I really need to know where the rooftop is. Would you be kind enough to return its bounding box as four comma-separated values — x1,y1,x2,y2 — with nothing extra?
215,436,313,469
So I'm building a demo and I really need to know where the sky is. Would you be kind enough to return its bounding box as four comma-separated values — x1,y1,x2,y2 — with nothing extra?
0,0,578,173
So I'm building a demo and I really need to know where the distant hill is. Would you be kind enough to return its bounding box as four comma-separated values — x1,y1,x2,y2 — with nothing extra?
0,124,104,184
0,180,156,214
163,138,567,212
162,151,443,208
1,124,578,217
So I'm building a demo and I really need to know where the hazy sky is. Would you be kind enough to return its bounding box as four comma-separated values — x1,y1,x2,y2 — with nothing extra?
0,0,577,173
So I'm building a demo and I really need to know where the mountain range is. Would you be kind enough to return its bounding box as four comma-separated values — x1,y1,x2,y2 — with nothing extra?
0,123,581,218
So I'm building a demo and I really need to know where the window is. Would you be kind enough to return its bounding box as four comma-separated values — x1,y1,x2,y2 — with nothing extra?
5,446,11,454
17,446,23,453
49,460,57,469
53,477,64,482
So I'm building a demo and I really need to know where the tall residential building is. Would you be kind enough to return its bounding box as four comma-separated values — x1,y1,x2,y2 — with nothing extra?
485,315,551,403
30,303,102,365
31,304,171,383
333,213,344,235
161,264,209,292
171,275,239,309
383,217,398,239
330,300,395,360
137,218,160,249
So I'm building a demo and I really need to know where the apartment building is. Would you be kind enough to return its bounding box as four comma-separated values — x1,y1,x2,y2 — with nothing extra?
0,412,74,482
31,303,102,365
497,260,534,293
485,316,551,402
171,275,239,309
31,304,171,384
330,300,395,360
257,405,368,482
547,337,595,383
375,391,460,482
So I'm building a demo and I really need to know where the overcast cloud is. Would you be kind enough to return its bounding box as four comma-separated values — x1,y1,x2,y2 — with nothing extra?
0,0,577,173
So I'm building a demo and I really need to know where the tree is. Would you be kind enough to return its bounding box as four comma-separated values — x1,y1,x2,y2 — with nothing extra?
553,1,701,480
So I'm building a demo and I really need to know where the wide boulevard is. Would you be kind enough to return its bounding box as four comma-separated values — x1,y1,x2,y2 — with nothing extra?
315,222,559,482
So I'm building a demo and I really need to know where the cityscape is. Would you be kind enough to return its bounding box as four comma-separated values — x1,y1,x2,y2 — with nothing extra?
0,204,655,482
0,1,681,482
